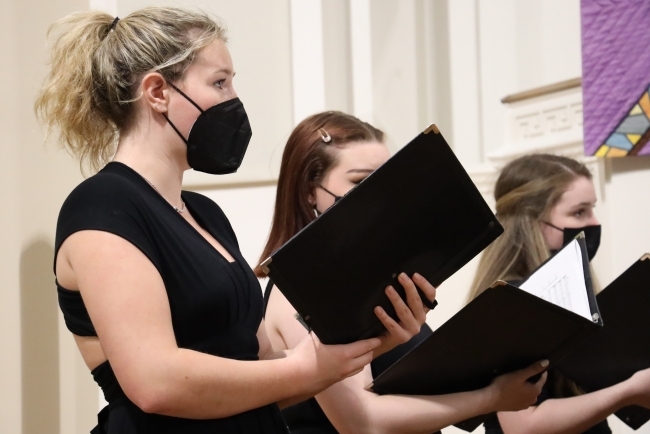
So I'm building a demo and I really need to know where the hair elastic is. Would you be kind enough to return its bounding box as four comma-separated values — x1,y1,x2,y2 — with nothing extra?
108,16,120,32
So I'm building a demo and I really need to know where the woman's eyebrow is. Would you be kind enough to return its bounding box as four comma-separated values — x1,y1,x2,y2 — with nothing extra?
213,67,235,76
570,201,597,209
346,168,374,174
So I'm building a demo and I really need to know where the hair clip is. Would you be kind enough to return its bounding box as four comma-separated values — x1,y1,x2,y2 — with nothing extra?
318,128,331,143
109,16,120,32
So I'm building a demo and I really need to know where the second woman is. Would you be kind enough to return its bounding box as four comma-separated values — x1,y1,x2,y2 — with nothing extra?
257,111,549,434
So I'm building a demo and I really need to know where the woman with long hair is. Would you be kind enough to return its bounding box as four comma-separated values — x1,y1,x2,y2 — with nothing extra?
468,154,650,434
35,9,434,433
257,111,549,434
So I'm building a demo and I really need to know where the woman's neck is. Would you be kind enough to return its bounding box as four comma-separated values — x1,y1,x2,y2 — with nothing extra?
113,129,186,209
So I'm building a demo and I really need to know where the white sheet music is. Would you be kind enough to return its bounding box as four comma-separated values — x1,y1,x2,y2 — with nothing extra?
519,239,592,321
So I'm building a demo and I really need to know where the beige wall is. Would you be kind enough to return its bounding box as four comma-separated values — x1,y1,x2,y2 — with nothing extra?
1,0,98,433
3,0,650,433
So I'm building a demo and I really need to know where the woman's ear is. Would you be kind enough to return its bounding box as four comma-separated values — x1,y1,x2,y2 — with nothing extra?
307,181,317,206
307,192,316,206
140,72,169,114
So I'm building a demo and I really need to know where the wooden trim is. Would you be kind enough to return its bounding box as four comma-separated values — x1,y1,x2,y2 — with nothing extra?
501,78,582,104
188,179,278,191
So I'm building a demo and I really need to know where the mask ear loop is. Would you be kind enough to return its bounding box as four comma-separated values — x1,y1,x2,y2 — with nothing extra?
168,82,205,113
163,113,190,145
317,184,342,202
163,82,205,145
541,221,564,232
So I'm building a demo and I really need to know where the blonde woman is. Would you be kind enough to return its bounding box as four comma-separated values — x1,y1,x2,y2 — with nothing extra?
258,111,550,434
35,9,434,433
468,154,650,434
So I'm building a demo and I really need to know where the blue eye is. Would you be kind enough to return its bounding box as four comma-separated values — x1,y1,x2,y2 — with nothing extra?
214,79,225,89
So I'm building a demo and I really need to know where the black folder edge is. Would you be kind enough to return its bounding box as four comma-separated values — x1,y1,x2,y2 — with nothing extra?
365,233,602,432
558,253,650,430
266,220,497,344
261,124,503,344
452,234,602,431
268,268,333,341
369,282,602,431
614,254,650,429
607,254,650,430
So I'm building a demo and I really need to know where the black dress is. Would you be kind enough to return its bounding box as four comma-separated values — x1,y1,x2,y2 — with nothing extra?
55,162,289,434
263,283,434,434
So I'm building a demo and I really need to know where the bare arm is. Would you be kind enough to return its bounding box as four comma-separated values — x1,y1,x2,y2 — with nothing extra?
498,367,650,434
266,286,547,434
59,230,381,419
317,363,546,434
256,320,316,408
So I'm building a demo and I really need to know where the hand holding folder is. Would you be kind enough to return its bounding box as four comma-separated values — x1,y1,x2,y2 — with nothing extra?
371,272,437,358
368,235,601,431
262,125,503,345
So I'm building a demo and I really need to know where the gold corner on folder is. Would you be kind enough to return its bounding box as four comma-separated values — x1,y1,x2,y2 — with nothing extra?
423,124,440,134
641,253,650,261
260,257,272,275
490,280,508,288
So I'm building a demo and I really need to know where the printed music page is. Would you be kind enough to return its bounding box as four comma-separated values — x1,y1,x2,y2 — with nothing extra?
519,239,592,320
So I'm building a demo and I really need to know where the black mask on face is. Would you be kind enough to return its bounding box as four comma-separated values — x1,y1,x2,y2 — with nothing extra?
313,184,343,216
164,83,252,175
544,221,602,261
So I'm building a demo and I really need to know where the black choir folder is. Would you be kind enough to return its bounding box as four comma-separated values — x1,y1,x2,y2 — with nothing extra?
368,235,603,432
557,254,650,430
260,125,504,345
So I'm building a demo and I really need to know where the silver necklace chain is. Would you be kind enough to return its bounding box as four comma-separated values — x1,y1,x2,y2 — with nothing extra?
143,177,185,213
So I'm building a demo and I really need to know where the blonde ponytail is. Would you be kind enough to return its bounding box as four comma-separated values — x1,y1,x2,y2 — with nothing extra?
35,7,227,175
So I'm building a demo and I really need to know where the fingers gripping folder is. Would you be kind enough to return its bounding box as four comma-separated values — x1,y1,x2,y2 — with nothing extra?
261,124,502,345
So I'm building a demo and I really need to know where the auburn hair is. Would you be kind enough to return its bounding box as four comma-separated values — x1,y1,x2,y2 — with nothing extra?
254,111,384,277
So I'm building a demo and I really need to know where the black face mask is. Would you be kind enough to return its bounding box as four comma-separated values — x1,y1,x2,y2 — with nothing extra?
313,184,343,216
544,222,602,261
164,83,252,175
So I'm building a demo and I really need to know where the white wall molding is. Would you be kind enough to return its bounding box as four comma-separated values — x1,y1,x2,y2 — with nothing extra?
465,163,499,199
447,0,483,166
494,85,584,165
289,0,326,126
467,81,604,202
349,0,373,123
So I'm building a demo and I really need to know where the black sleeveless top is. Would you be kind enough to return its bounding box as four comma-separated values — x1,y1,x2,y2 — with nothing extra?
55,162,288,434
263,282,434,433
